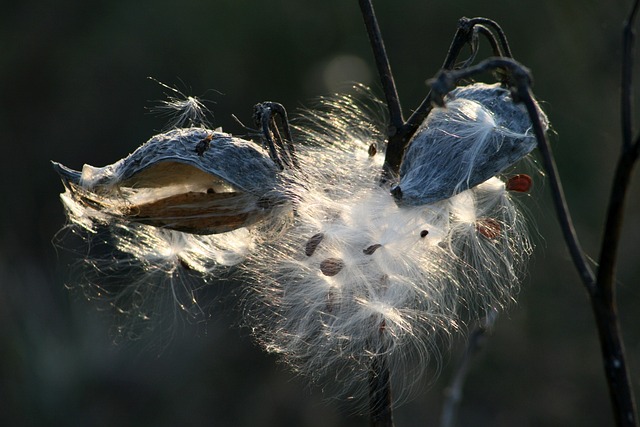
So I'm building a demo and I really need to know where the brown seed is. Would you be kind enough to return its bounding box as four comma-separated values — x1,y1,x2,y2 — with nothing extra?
124,191,257,234
420,230,429,238
379,319,387,334
506,174,532,193
476,218,501,240
320,258,344,276
195,133,214,156
305,233,325,257
363,243,382,255
368,144,377,157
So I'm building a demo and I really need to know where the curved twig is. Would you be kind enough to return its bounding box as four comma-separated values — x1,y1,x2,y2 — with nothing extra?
358,0,403,130
254,102,298,170
360,2,639,425
406,18,513,153
590,1,640,425
622,0,640,150
429,58,597,289
440,310,498,427
464,17,513,58
429,47,639,426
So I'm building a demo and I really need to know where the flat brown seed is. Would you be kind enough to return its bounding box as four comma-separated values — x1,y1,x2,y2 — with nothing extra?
506,174,533,193
320,258,344,276
476,218,501,240
379,319,387,334
363,243,382,255
124,191,258,234
305,233,325,256
368,144,377,157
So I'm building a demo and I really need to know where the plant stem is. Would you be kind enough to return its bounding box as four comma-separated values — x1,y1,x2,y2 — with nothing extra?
357,0,403,130
588,2,640,424
430,58,597,288
369,354,394,427
440,311,497,427
521,75,638,427
429,51,639,426
590,293,637,426
358,0,412,179
621,0,640,150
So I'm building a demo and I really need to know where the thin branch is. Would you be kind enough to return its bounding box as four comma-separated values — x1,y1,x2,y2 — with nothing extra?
406,18,512,142
440,310,498,427
369,354,394,427
358,0,404,130
596,151,638,301
602,0,640,292
430,50,639,427
254,102,297,170
358,0,413,180
589,294,638,427
404,24,470,134
589,2,640,425
474,25,504,58
622,0,640,150
519,85,598,291
429,58,597,289
464,17,513,58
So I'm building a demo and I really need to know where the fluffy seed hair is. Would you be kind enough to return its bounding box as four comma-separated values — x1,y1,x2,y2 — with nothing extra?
241,84,539,407
54,93,291,343
54,83,542,406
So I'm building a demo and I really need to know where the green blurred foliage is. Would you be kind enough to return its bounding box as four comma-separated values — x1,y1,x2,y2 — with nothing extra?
0,0,639,426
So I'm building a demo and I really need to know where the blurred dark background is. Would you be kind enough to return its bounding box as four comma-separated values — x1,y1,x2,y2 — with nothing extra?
1,0,639,426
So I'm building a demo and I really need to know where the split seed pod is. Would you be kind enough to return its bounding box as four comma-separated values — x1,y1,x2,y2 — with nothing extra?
394,82,547,206
53,128,285,234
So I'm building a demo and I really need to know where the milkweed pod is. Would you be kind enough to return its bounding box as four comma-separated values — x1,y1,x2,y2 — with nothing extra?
394,83,547,206
53,127,287,234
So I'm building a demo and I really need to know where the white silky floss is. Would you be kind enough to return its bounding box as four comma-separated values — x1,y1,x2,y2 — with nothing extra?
244,83,546,407
53,81,546,406
395,82,545,205
53,126,290,340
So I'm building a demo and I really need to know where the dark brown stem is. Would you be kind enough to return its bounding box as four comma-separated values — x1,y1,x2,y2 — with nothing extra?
429,58,597,288
254,102,297,170
463,17,513,58
519,85,598,290
521,74,638,427
429,50,639,426
359,4,519,179
521,78,638,427
357,0,403,130
591,292,637,427
358,0,414,180
597,151,638,298
369,354,394,427
405,18,513,160
622,0,639,150
527,71,638,427
588,2,640,425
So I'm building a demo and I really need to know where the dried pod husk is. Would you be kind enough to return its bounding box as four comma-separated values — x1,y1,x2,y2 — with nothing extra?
53,127,287,234
395,82,548,206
